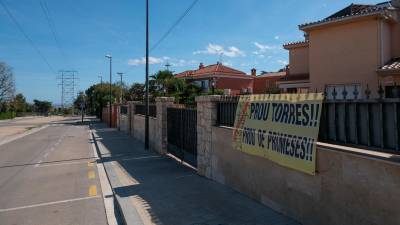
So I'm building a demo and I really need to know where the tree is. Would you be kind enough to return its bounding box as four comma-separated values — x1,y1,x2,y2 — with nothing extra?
12,93,28,112
0,62,15,103
150,70,175,96
74,91,87,111
129,83,145,101
33,99,52,114
85,83,121,118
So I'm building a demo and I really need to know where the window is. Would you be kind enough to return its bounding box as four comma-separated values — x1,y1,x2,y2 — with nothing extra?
385,85,400,98
201,81,206,89
325,84,361,100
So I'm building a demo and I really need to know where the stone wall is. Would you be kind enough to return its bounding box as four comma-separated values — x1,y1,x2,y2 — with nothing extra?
209,127,400,225
132,115,157,150
195,95,400,225
116,98,174,154
119,114,129,133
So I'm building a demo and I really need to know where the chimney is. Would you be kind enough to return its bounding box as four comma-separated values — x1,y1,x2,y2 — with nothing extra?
251,68,257,76
392,0,400,8
199,63,204,69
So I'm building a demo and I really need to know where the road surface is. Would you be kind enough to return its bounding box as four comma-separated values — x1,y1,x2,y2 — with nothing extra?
0,118,108,225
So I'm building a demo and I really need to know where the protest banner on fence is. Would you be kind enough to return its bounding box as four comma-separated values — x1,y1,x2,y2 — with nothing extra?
232,93,323,175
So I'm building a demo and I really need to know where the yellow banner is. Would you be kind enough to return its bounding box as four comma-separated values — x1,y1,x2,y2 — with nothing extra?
232,93,323,175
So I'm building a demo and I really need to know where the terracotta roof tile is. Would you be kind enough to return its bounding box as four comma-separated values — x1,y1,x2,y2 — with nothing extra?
380,58,400,70
299,2,392,29
175,70,194,78
192,63,246,77
256,71,286,78
283,40,309,49
175,63,248,79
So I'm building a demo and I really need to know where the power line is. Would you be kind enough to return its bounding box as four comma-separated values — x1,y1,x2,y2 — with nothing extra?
124,0,200,75
0,0,56,73
39,0,68,65
150,0,199,52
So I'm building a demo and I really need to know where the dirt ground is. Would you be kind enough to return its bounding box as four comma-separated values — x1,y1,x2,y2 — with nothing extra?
0,116,67,142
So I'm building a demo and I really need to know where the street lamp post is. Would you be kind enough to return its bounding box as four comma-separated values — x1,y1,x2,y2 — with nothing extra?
117,72,123,103
105,54,112,127
98,75,103,119
145,0,150,150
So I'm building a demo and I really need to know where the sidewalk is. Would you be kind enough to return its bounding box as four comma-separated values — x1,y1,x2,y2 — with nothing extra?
90,122,301,225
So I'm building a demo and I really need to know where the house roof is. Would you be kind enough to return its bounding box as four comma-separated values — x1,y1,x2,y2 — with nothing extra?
380,58,400,71
175,70,194,78
192,63,247,77
256,71,286,79
283,40,309,49
175,63,249,79
299,2,393,30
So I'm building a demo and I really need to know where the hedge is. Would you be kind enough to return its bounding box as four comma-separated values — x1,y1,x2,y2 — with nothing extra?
0,111,16,120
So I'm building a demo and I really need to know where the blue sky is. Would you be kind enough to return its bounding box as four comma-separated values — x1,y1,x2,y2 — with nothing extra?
0,0,383,104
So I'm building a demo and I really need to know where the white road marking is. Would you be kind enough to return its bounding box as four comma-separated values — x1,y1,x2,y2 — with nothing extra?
34,160,43,168
37,160,90,168
34,126,70,168
0,196,100,213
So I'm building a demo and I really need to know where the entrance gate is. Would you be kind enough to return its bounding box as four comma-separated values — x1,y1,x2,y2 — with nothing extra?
167,107,197,167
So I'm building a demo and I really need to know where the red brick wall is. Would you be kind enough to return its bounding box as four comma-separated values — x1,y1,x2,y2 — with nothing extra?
253,76,283,94
216,77,253,92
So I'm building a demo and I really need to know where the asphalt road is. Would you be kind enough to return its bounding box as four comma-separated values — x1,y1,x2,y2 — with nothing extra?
0,119,108,225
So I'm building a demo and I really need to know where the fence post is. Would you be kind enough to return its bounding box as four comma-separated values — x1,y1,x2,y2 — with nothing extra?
196,95,222,178
117,104,121,130
129,101,141,138
155,97,174,154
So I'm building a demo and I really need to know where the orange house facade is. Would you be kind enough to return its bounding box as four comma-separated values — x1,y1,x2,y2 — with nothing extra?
282,1,400,99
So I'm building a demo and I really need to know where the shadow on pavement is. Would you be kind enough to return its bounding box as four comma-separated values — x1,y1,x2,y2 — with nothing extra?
90,121,301,225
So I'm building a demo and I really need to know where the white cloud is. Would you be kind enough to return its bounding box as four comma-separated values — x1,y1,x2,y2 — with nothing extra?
170,59,198,67
127,56,198,68
128,57,164,66
252,42,282,58
193,44,245,57
253,42,279,53
277,59,288,65
274,35,280,40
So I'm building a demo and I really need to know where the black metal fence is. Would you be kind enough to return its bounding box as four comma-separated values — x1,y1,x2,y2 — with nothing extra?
319,100,400,152
216,97,400,154
120,105,128,115
167,107,197,167
217,96,239,127
135,104,157,117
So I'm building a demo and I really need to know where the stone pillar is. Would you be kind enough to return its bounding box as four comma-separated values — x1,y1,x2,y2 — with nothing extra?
155,97,174,154
195,95,222,178
129,101,141,137
116,104,120,130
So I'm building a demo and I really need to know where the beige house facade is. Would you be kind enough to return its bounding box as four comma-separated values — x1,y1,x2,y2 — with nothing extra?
282,1,400,99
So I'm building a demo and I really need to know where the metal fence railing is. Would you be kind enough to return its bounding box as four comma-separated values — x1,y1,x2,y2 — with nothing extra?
167,107,197,167
216,97,400,154
217,96,239,127
135,104,157,118
120,105,128,115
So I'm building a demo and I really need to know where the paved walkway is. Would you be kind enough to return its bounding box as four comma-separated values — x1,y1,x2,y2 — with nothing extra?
91,122,301,225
